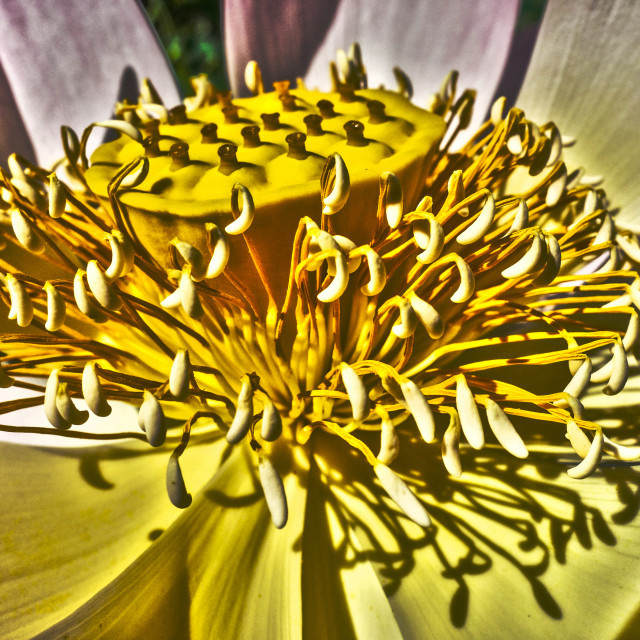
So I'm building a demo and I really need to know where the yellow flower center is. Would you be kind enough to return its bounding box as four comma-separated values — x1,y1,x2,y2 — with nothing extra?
1,51,639,530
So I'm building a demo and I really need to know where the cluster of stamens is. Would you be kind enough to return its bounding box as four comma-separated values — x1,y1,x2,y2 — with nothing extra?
1,46,639,530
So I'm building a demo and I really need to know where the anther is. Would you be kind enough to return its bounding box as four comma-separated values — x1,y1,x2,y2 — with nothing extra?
166,454,192,508
603,342,628,396
449,255,475,303
244,60,264,95
227,375,254,444
48,173,66,218
456,194,495,245
171,239,207,281
380,171,403,229
86,260,123,311
217,144,241,176
104,233,127,282
170,142,190,169
414,216,444,264
321,153,350,215
316,100,337,119
408,293,444,339
222,105,240,124
6,274,33,327
567,426,603,479
227,183,255,235
44,369,70,430
455,376,484,450
484,398,528,458
169,105,188,125
341,364,370,422
201,123,219,144
559,358,592,401
82,362,112,417
44,282,66,332
73,270,107,322
304,114,324,136
241,125,262,149
377,416,399,465
169,349,190,401
56,382,89,426
259,456,288,529
261,397,283,442
286,132,308,160
11,208,45,254
506,199,529,235
366,99,389,124
400,379,435,442
139,390,166,447
143,134,162,158
205,224,230,278
360,247,386,296
442,410,462,477
546,165,567,207
392,297,418,339
260,113,281,131
344,120,367,147
501,233,544,279
374,464,432,527
178,268,204,319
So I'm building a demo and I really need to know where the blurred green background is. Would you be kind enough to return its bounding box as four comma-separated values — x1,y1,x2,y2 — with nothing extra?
140,0,546,95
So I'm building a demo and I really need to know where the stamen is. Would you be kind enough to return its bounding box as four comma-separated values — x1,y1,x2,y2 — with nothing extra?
244,60,264,95
391,297,418,339
442,409,462,477
166,454,192,508
380,172,403,229
360,247,386,296
258,456,288,529
226,184,255,235
560,358,593,400
139,390,166,447
449,255,475,303
603,342,628,396
82,362,112,417
226,375,254,443
86,260,123,311
455,375,484,450
501,233,545,279
321,153,350,215
169,349,190,401
400,379,435,442
171,239,207,282
260,397,283,442
567,426,603,479
374,463,431,527
376,413,399,465
341,364,370,422
11,208,45,254
74,270,107,322
45,369,70,430
205,224,230,278
414,215,444,264
44,282,66,332
505,199,529,235
56,382,89,426
455,194,495,245
484,398,528,458
407,293,444,339
48,173,66,218
6,274,33,327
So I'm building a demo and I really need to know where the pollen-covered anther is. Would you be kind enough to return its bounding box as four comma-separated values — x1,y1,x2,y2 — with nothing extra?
407,292,444,339
56,381,89,426
377,415,400,465
400,379,435,442
455,193,495,245
48,173,66,218
360,247,386,296
449,255,475,303
139,390,166,447
44,369,71,430
380,171,403,229
44,282,66,332
259,456,288,529
484,398,528,458
6,274,33,327
567,425,603,479
205,224,230,279
260,397,283,442
455,375,484,449
171,238,207,282
244,60,264,95
442,409,462,477
226,375,255,444
391,297,418,339
321,153,350,215
169,349,191,401
413,215,444,264
341,364,370,422
226,183,255,235
11,208,45,254
501,232,545,279
86,260,123,311
82,362,112,417
374,464,432,527
73,269,107,322
166,454,192,508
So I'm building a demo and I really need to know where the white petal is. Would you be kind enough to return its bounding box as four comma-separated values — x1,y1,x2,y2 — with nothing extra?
517,0,640,229
0,1,180,166
224,0,519,134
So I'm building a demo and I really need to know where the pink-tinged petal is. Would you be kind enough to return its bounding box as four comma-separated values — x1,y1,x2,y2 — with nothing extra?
0,0,180,168
0,436,223,639
31,447,307,640
224,0,519,131
517,0,640,231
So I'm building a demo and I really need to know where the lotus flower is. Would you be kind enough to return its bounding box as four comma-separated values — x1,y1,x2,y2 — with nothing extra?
1,1,640,638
